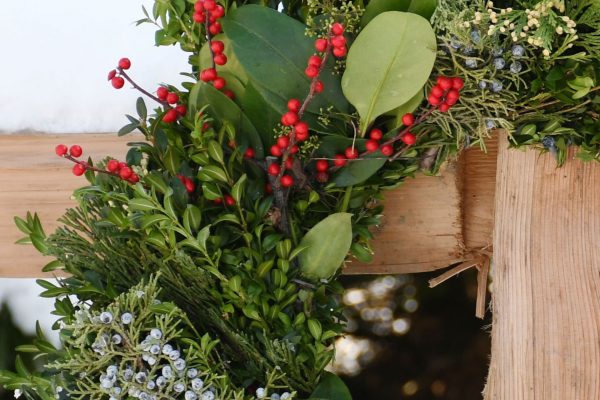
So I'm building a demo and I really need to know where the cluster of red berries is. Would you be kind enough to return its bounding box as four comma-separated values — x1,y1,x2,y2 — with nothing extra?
192,0,224,34
314,22,347,59
428,76,464,112
105,158,140,183
56,144,141,183
214,194,236,206
108,58,131,89
157,87,188,123
177,174,196,193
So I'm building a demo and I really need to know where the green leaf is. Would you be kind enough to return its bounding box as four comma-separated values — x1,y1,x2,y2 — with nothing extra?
118,123,138,136
231,174,247,203
164,148,181,175
342,12,437,134
307,318,322,340
14,216,31,234
334,157,387,187
183,205,202,232
202,182,222,200
222,5,349,114
362,0,437,26
140,214,171,229
299,213,352,280
188,82,264,158
197,225,211,252
309,372,353,400
144,173,170,194
136,97,147,119
198,165,229,183
129,198,157,212
207,140,225,164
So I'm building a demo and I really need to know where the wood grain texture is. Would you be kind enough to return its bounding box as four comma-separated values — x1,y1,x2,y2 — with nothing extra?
484,134,600,399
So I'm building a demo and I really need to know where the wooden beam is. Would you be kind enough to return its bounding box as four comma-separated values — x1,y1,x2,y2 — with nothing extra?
484,134,600,398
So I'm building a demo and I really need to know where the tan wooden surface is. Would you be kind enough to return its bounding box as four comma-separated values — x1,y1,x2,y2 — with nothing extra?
484,135,600,399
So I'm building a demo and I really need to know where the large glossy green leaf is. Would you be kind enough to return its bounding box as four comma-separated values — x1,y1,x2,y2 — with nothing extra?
299,213,352,280
222,5,349,114
188,82,264,158
309,372,353,400
342,12,437,135
362,0,438,26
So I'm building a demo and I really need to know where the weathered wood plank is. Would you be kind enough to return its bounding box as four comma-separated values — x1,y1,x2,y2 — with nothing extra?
484,134,600,399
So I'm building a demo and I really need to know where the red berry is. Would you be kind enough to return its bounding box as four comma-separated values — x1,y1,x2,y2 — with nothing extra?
452,77,465,90
211,40,225,54
280,175,294,188
316,171,329,183
214,54,227,65
315,38,328,52
316,159,329,172
193,12,205,23
194,1,203,11
225,194,236,206
345,147,358,159
446,89,460,102
200,68,217,81
313,80,324,93
223,90,235,100
277,135,290,149
118,58,131,70
285,157,294,169
438,103,451,113
119,166,133,179
290,145,299,154
305,65,319,78
334,154,347,167
184,178,196,193
157,86,169,100
365,139,379,153
370,128,383,141
111,76,125,89
72,163,86,176
402,113,415,126
107,159,120,172
265,183,273,194
166,92,179,104
281,111,298,126
107,69,117,81
428,94,442,106
268,163,281,176
287,98,301,112
437,76,453,91
270,145,283,157
129,174,140,184
118,162,129,170
308,55,322,68
214,197,223,205
213,5,225,18
294,122,309,140
331,35,346,48
202,122,211,131
163,108,179,123
175,104,187,116
209,22,222,35
69,145,83,158
401,132,417,145
244,147,255,158
333,46,347,58
55,144,68,156
380,144,394,157
331,22,345,35
203,0,216,11
430,85,444,98
213,77,226,90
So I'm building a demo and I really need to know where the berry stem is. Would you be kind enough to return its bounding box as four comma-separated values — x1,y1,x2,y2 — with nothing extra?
118,68,169,106
62,155,120,178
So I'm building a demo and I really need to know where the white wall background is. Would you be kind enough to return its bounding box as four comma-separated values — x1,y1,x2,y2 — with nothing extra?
0,0,189,342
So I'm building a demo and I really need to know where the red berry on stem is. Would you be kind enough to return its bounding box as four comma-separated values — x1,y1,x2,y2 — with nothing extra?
446,89,460,102
280,175,294,188
331,35,346,48
213,77,226,90
223,90,235,100
166,92,179,104
119,166,132,180
111,76,125,89
72,164,86,176
203,0,216,11
69,145,83,158
437,76,453,90
281,111,298,126
244,147,255,159
334,154,347,167
316,159,329,172
225,195,236,206
402,132,417,145
428,94,442,106
270,145,283,157
305,65,319,78
213,5,225,18
290,145,299,154
268,163,281,176
287,99,301,112
294,122,309,140
333,46,347,58
285,157,294,169
157,86,169,100
438,103,451,113
194,1,203,11
118,162,129,170
308,55,322,68
402,113,415,126
184,178,195,193
107,159,120,172
452,77,464,90
331,22,345,35
129,174,140,184
118,58,131,70
200,68,217,82
313,80,324,93
55,144,68,156
214,197,223,205
277,135,290,149
315,38,328,52
365,139,379,153
163,108,178,123
430,85,444,98
211,41,225,54
209,22,222,35
107,70,117,81
316,172,329,183
175,104,187,116
380,144,394,157
345,147,358,159
193,12,205,23
370,128,383,141
214,54,227,65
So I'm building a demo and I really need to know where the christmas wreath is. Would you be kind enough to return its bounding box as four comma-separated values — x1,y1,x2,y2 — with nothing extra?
1,0,598,399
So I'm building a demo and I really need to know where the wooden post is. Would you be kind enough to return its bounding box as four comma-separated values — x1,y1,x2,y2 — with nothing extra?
484,134,600,399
